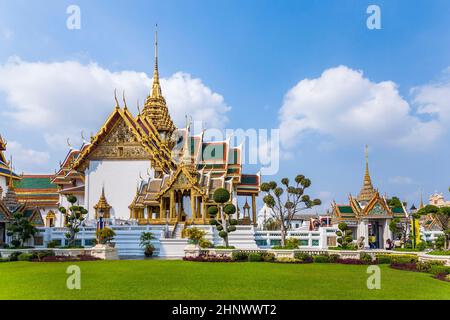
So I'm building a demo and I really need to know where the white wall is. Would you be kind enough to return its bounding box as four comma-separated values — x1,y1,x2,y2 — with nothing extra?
85,160,152,220
0,176,6,198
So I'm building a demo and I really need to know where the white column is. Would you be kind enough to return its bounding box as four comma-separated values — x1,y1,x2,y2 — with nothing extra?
358,220,369,248
383,219,392,249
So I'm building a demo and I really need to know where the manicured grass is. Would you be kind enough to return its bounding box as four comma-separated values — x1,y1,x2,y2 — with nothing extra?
0,260,448,300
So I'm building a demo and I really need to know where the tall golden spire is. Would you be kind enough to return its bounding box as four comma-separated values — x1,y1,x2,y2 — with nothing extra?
142,24,175,139
357,145,376,202
151,24,162,98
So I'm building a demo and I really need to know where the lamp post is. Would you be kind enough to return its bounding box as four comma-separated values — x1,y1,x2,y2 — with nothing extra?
97,208,105,243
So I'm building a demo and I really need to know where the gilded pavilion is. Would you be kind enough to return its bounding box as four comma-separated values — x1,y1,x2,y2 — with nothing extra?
332,146,408,249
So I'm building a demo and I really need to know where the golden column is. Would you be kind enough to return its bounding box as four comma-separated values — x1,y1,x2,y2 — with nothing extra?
251,194,257,226
170,189,175,221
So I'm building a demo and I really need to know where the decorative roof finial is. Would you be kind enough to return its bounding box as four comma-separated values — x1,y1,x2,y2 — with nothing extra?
114,88,119,109
137,99,141,115
122,90,128,110
81,131,86,144
67,138,73,150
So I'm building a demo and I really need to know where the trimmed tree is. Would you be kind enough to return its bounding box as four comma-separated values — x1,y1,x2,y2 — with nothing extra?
336,222,353,249
58,195,88,247
418,204,450,250
389,217,409,245
6,212,37,248
208,188,237,248
261,175,321,247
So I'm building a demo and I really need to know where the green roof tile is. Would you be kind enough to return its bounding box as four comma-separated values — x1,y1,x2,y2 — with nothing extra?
14,177,58,190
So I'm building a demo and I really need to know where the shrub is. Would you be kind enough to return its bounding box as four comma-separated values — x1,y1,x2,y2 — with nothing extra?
248,253,263,262
329,254,340,263
376,255,392,264
232,251,249,261
427,250,450,256
275,257,299,263
391,254,418,264
47,240,60,248
199,238,213,249
96,227,116,245
360,252,374,264
415,241,427,251
337,258,368,265
17,253,34,261
261,252,275,262
285,238,300,249
215,246,235,249
8,251,22,261
416,260,444,273
313,255,331,263
294,252,313,263
429,265,450,276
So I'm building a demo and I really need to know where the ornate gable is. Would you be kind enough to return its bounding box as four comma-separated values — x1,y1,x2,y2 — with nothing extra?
363,193,392,217
157,165,205,199
88,117,149,161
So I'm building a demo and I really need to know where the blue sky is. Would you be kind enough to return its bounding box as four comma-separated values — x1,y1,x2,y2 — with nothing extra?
1,0,450,210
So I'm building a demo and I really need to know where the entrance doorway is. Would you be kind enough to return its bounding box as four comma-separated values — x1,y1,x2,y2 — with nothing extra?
368,220,384,249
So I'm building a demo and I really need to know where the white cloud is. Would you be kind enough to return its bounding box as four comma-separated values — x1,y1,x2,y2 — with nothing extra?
279,65,445,150
6,141,50,173
0,57,230,149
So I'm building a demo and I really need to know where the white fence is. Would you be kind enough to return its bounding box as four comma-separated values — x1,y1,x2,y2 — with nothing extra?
36,225,164,256
254,227,337,249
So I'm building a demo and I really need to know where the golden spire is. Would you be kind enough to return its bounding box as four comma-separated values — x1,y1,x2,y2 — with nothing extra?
94,186,112,218
151,24,162,98
142,24,175,137
357,145,376,202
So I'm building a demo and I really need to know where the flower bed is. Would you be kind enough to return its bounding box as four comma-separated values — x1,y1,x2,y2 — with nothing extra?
38,255,100,262
183,254,233,263
390,262,419,272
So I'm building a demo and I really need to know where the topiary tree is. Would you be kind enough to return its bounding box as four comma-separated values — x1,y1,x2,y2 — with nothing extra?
389,217,409,245
261,175,321,247
208,188,237,248
6,212,37,248
336,222,353,249
58,195,88,248
418,202,450,250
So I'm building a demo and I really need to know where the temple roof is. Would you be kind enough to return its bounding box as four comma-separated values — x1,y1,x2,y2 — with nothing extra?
13,175,59,207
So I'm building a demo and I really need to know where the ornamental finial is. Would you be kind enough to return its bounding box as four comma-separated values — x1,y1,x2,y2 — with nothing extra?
122,90,128,110
114,88,119,109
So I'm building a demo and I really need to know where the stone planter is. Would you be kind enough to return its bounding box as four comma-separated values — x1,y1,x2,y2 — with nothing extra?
90,244,119,260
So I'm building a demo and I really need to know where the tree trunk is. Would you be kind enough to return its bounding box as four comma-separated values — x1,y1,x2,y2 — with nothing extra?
221,205,229,248
280,224,286,247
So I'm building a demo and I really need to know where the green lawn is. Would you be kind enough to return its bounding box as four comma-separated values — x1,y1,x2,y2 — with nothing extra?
0,260,448,300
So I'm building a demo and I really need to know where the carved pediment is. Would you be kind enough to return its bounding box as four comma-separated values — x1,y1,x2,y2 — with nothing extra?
89,118,151,160
368,202,387,216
